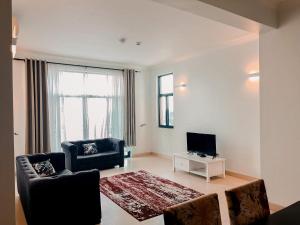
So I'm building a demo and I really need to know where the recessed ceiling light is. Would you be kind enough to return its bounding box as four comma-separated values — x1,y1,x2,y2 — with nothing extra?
136,41,142,46
119,38,126,44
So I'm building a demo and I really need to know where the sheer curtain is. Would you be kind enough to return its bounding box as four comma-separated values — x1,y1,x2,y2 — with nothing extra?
47,64,123,152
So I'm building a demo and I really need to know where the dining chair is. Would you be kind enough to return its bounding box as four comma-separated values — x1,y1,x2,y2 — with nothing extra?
225,179,270,225
163,193,222,225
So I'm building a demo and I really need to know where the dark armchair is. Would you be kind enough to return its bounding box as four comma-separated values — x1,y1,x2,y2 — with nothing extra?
16,153,101,225
61,138,125,172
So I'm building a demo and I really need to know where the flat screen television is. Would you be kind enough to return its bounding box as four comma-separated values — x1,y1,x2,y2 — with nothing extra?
186,132,216,156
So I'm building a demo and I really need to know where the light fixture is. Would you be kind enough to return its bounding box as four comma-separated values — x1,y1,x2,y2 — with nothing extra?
175,83,187,89
248,72,260,81
119,37,126,44
12,16,19,58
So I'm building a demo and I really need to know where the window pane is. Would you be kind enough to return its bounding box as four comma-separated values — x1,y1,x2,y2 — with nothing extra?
160,74,173,94
85,74,113,96
87,98,111,139
59,72,84,95
160,97,166,126
60,97,83,141
168,96,174,126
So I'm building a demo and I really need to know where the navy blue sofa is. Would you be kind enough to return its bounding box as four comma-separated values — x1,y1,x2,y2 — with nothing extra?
16,153,101,225
61,138,125,172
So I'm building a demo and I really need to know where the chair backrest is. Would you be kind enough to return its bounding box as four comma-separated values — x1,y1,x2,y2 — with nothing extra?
225,179,270,225
163,193,222,225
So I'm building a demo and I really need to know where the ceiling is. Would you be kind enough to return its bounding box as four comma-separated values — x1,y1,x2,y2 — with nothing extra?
260,0,287,9
13,0,254,66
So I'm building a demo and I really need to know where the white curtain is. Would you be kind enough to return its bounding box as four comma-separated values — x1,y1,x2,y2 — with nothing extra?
47,64,123,152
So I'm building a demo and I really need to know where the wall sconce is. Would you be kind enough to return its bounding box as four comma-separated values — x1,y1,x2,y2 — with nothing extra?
12,16,19,58
248,72,259,81
175,83,187,89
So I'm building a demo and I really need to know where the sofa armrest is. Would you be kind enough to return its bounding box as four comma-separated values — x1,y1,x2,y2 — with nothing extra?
108,138,125,167
29,169,101,225
61,142,78,155
109,138,124,154
61,142,78,171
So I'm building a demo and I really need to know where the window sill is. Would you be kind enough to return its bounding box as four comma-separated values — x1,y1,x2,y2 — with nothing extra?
158,125,174,129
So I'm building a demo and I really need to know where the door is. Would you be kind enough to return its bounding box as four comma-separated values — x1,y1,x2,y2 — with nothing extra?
13,60,26,156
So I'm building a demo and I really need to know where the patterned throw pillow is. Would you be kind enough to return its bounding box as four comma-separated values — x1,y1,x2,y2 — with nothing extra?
32,160,56,177
83,143,98,155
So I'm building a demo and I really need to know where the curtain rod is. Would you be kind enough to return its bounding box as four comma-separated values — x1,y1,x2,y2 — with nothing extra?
13,58,140,73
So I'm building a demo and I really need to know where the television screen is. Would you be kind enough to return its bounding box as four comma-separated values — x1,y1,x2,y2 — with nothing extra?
186,132,216,156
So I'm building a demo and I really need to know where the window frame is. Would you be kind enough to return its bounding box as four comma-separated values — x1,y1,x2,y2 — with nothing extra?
158,73,174,129
58,71,118,140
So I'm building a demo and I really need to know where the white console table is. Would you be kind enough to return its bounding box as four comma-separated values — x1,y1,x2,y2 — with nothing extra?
173,153,226,182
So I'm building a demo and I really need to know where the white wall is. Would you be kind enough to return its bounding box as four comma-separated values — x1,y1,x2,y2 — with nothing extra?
147,40,260,177
0,0,16,224
260,1,300,206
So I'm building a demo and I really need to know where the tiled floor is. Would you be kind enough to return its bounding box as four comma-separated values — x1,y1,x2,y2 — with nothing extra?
16,155,251,225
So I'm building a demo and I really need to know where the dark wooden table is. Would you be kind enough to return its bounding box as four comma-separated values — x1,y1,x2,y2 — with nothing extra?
252,201,300,225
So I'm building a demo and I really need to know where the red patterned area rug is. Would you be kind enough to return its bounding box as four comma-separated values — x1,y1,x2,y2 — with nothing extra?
100,170,203,221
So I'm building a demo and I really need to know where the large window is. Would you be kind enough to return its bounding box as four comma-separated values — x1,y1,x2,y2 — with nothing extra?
158,73,174,128
47,65,123,152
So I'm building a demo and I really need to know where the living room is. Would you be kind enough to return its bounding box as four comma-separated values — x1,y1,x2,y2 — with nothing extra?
1,0,300,225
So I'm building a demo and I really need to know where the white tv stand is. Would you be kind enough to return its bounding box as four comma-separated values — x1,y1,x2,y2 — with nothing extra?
173,153,226,182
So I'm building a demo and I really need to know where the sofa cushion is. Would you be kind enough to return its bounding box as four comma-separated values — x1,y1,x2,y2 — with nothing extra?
71,140,100,155
83,143,98,155
55,169,73,176
76,151,120,171
73,141,90,155
77,151,119,159
98,151,119,157
95,139,114,153
32,159,56,177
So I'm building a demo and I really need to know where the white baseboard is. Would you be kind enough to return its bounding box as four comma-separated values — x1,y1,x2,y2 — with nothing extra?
132,151,172,159
132,151,152,158
225,170,258,181
151,152,172,160
269,202,284,212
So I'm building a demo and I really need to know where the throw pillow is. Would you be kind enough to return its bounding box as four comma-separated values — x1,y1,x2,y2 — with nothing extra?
32,159,56,177
83,143,98,155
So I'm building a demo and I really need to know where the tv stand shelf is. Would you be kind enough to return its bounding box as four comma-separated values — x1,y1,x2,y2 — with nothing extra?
173,153,226,182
